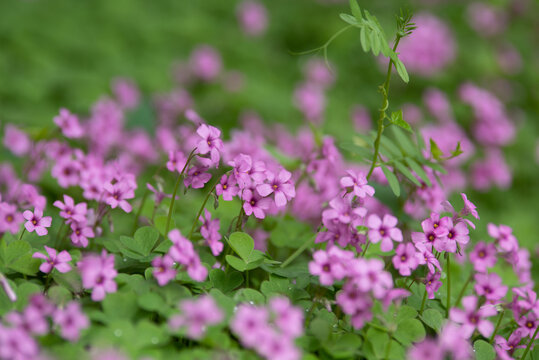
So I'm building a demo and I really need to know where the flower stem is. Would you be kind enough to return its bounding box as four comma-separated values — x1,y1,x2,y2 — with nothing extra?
489,310,505,343
187,179,220,240
280,234,316,268
454,272,474,308
165,148,197,236
419,288,428,315
361,240,371,257
132,187,150,235
446,254,451,318
366,36,402,181
18,228,26,241
520,324,539,360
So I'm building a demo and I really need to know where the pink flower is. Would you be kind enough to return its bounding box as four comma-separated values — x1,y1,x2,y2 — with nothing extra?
23,208,52,236
51,157,81,188
269,297,304,338
103,180,135,213
309,247,352,286
242,189,272,219
196,124,223,165
53,108,83,138
167,150,187,173
215,174,239,201
189,45,222,82
230,304,269,347
469,242,497,273
199,209,223,256
340,170,375,198
32,246,71,273
152,255,177,286
449,295,497,338
407,339,444,360
237,1,268,37
439,323,473,360
439,218,469,253
425,272,442,299
3,125,32,156
488,223,518,252
0,203,23,234
256,168,296,207
474,273,507,303
77,250,117,301
348,258,393,299
53,195,87,223
392,243,420,276
460,193,479,219
111,78,140,109
5,307,48,335
0,326,40,359
415,243,441,274
52,301,89,341
184,166,212,189
70,221,95,248
169,296,224,339
146,183,171,206
258,330,301,360
168,229,208,282
367,214,403,251
411,212,449,252
494,330,526,360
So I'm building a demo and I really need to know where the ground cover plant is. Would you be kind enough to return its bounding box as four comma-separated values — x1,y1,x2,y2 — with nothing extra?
0,0,538,359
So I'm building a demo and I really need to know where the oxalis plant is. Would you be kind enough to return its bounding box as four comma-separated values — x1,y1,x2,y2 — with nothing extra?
0,2,535,360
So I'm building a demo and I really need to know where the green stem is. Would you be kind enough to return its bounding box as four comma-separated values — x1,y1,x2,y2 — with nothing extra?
454,272,474,308
419,288,428,315
521,324,539,360
446,254,451,318
132,187,150,235
165,148,197,236
235,206,245,232
366,36,402,181
187,180,220,239
361,240,371,257
489,310,505,343
54,222,65,248
18,228,26,241
384,333,393,360
280,234,316,268
245,270,249,288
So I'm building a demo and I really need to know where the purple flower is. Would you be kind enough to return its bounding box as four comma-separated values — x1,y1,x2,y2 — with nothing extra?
348,258,393,299
517,313,539,337
392,243,420,276
322,197,366,227
340,170,375,198
184,166,212,189
77,250,117,301
256,168,295,207
3,125,31,156
231,304,269,348
23,208,52,236
53,194,87,223
103,180,135,213
5,307,48,335
168,229,208,282
152,255,177,286
269,297,304,338
242,189,271,219
459,193,479,219
189,45,222,82
215,174,239,201
488,223,518,252
52,301,89,341
237,1,268,37
367,214,403,252
199,209,223,256
0,326,39,359
494,330,526,360
407,339,444,360
51,157,81,188
308,247,352,286
53,108,83,138
425,272,442,299
439,218,469,253
197,124,223,165
469,241,497,273
70,221,95,248
146,182,172,206
0,203,23,234
415,243,441,274
411,212,449,252
258,330,301,360
167,150,188,173
169,296,224,339
32,246,71,273
449,295,497,338
474,273,507,303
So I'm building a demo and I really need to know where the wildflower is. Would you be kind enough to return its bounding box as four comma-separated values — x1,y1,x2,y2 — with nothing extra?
5,306,49,335
53,108,83,138
425,272,442,299
449,295,497,338
168,296,224,339
309,247,353,286
146,182,172,206
242,189,272,219
23,208,52,236
340,170,375,198
439,218,469,253
237,1,268,37
348,258,393,299
0,203,23,234
293,82,325,124
53,195,87,223
199,209,223,256
460,193,479,219
166,150,188,173
103,180,135,213
392,243,420,276
230,304,270,347
469,242,497,273
111,78,140,109
184,166,212,189
0,326,40,360
415,243,441,273
367,214,403,252
269,297,304,338
256,168,296,207
3,125,31,156
168,229,208,282
517,313,539,337
196,124,223,165
152,255,177,286
51,157,81,188
258,330,301,360
32,246,71,274
407,339,444,360
488,223,518,252
189,45,222,82
438,323,473,359
474,273,507,303
215,174,239,201
70,221,95,248
52,301,89,341
322,197,366,227
494,330,526,360
77,250,117,301
411,213,449,252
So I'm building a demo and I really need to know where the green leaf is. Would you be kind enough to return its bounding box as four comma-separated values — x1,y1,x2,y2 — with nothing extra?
394,58,409,83
270,217,312,249
48,285,72,306
227,232,254,262
209,269,243,293
323,333,362,358
349,0,362,21
393,318,426,346
474,340,495,360
420,309,444,333
365,328,389,359
233,288,265,304
53,271,82,293
389,110,412,132
154,216,176,237
339,13,360,26
405,158,432,187
360,26,370,52
381,165,400,197
429,139,444,160
15,282,41,311
102,291,138,322
133,226,160,255
393,160,421,186
225,255,247,272
137,292,167,313
395,305,418,323
370,30,380,56
391,126,418,157
379,135,402,158
309,317,331,341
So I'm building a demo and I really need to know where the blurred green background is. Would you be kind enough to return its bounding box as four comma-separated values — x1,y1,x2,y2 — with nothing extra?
0,0,538,254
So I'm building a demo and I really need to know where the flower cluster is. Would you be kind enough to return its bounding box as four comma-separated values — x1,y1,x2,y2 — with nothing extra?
77,250,118,301
168,296,224,339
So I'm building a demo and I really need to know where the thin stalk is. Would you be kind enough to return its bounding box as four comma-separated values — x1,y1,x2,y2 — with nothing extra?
165,148,197,236
132,187,150,235
366,36,403,181
489,310,505,343
280,234,316,268
18,228,26,241
245,270,249,288
235,206,245,232
187,180,220,239
419,288,428,315
454,272,474,308
446,254,451,318
520,324,539,359
361,240,371,257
